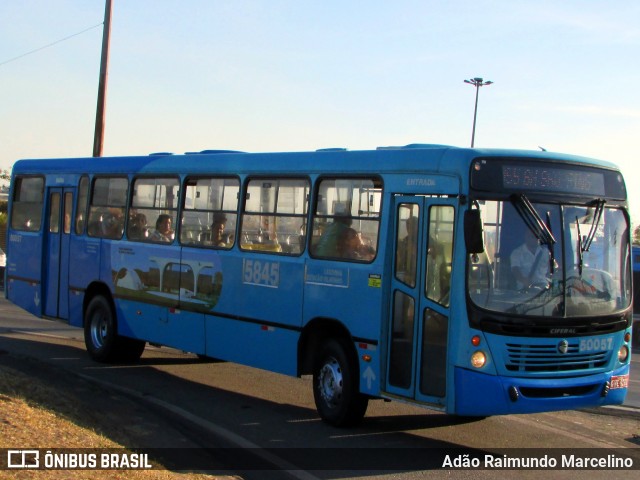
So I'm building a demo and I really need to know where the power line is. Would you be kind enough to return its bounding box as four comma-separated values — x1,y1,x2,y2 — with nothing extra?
0,22,103,68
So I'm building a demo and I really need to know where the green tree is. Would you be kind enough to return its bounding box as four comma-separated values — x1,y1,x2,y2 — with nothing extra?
634,225,640,245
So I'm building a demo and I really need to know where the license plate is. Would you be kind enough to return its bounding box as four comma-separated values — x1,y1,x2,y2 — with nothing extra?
610,374,629,390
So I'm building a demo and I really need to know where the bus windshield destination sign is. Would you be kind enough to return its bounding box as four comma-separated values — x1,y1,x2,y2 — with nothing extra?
502,164,605,196
470,158,626,199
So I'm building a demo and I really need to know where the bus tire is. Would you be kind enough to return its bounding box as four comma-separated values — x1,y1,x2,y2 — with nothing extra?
84,295,145,363
312,339,369,427
84,295,118,362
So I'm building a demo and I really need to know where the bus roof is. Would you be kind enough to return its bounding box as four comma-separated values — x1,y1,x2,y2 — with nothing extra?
12,144,621,178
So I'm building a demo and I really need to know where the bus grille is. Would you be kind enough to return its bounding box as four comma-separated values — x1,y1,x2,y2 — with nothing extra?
504,342,610,373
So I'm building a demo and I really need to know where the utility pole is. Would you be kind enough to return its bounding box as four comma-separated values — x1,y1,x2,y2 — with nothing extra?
93,0,112,157
464,77,493,148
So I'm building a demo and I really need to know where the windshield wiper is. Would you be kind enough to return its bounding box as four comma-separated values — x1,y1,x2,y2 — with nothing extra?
576,198,605,276
510,194,557,246
576,216,584,275
582,199,605,252
546,211,556,274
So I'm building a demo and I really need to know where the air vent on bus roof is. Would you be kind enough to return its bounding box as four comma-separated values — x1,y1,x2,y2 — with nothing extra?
316,148,347,152
403,143,453,149
185,149,245,155
377,144,454,150
148,152,174,156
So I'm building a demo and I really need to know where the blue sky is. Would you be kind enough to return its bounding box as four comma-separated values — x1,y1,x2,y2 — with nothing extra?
1,1,639,224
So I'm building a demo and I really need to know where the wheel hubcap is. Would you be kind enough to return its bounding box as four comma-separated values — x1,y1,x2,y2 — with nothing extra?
90,312,108,348
318,356,343,407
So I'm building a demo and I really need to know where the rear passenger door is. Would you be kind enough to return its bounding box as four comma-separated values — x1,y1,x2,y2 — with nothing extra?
44,187,74,319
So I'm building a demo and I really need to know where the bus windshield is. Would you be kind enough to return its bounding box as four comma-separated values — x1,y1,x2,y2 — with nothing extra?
468,199,631,317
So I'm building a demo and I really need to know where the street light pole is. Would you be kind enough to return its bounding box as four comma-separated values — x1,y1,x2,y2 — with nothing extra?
464,77,493,148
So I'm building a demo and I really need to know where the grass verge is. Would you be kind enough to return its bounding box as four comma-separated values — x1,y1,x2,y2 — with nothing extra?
0,362,236,479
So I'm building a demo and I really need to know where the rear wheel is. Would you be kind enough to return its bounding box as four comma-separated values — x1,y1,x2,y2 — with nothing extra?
312,339,368,427
84,295,145,362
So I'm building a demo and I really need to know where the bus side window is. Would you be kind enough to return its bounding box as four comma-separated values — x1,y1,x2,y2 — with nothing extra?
128,177,180,244
180,177,239,249
88,177,128,240
311,178,382,262
75,176,89,235
240,178,309,255
10,176,45,232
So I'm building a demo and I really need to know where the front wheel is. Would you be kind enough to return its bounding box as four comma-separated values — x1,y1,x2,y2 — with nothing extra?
312,339,368,427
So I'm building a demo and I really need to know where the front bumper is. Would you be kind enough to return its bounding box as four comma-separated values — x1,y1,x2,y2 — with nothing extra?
454,364,630,416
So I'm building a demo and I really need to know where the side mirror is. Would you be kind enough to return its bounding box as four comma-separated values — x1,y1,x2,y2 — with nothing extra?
464,209,485,254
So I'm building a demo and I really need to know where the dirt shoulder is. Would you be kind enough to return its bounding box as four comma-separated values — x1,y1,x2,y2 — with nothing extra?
0,351,237,479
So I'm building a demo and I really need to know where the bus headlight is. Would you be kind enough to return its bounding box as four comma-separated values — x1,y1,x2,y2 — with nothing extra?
618,345,629,363
470,351,487,368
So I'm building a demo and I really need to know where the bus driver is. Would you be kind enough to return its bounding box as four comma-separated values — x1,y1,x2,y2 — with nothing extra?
510,229,550,290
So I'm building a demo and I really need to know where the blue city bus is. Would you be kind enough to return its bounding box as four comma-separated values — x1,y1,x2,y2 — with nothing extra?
5,144,633,426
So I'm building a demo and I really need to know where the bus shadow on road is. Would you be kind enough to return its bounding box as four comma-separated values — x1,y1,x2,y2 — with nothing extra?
360,411,486,431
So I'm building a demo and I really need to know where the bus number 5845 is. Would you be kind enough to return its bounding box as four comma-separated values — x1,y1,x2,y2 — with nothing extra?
243,259,280,288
